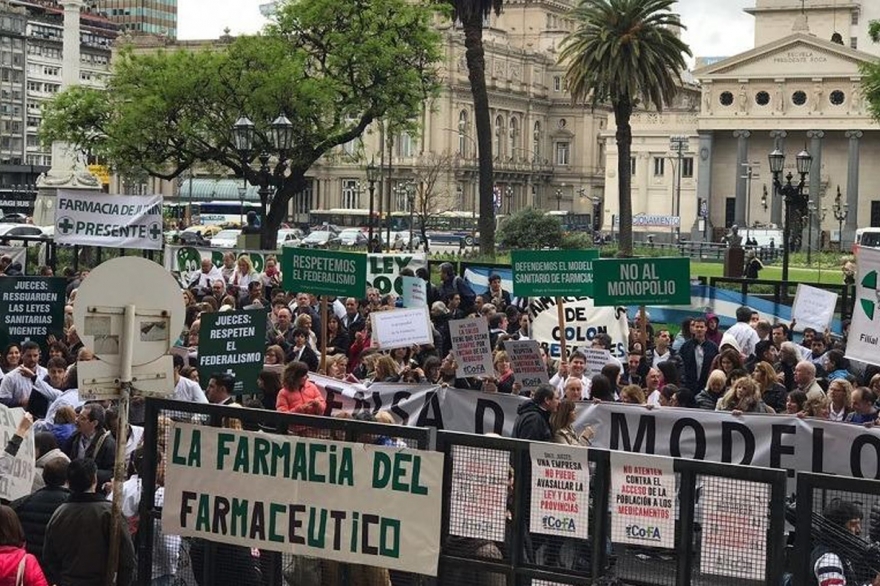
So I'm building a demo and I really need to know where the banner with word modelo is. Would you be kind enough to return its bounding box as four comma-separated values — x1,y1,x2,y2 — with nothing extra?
528,297,630,359
198,309,266,394
529,443,589,539
55,190,164,250
0,405,35,501
847,247,880,368
310,376,880,480
610,452,675,549
367,254,426,296
162,422,444,575
0,277,67,349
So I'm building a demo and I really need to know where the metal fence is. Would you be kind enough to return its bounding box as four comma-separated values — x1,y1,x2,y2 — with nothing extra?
135,399,805,586
708,277,855,322
1,234,163,275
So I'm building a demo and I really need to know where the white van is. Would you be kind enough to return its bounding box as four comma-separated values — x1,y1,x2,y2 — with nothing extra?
854,228,880,254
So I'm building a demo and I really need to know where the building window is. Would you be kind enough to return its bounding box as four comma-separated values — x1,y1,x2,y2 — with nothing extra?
553,76,561,92
294,181,313,216
533,121,541,161
555,142,570,166
494,115,505,159
755,91,770,106
458,110,468,156
851,37,858,49
682,157,694,178
631,157,637,176
396,132,414,157
341,179,360,209
653,157,665,176
725,197,736,228
852,11,859,25
871,201,880,227
792,90,807,106
719,91,734,106
509,117,518,158
830,90,845,106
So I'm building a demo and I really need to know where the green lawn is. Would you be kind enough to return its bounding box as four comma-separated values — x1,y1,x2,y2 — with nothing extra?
691,262,845,285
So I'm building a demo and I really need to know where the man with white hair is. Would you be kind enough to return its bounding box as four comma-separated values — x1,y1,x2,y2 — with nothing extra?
794,360,825,401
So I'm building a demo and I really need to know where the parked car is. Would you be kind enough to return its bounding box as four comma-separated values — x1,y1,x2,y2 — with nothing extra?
210,229,241,248
0,213,29,223
0,223,46,246
301,230,339,248
277,228,304,249
338,229,368,248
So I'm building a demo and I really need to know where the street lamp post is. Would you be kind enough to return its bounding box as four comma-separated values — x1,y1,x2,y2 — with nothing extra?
768,148,811,285
406,182,416,252
833,186,849,252
232,114,294,247
505,185,513,214
366,159,379,248
555,187,563,211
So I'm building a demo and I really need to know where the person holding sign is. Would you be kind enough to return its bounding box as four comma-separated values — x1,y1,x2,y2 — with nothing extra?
0,342,48,410
549,351,591,399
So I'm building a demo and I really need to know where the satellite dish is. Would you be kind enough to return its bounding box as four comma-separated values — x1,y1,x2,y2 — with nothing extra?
73,256,184,368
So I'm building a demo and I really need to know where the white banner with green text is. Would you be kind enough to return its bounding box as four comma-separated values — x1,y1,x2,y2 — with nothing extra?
162,422,444,575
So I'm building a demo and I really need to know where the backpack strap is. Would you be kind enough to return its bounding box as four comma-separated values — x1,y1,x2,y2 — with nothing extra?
15,555,26,586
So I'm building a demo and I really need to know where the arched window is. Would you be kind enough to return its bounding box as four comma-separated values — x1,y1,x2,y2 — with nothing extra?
509,117,519,159
458,110,468,156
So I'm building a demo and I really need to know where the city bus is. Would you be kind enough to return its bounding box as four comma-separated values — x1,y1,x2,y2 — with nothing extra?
191,201,261,226
545,210,593,232
309,209,379,229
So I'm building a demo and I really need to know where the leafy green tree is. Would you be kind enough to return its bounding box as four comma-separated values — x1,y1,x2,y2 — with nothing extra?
444,0,503,257
497,208,563,250
862,20,880,121
559,0,690,257
40,0,442,250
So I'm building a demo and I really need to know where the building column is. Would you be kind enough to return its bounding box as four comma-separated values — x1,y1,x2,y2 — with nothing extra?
844,130,862,250
733,130,751,228
693,131,713,241
768,130,787,227
806,130,825,252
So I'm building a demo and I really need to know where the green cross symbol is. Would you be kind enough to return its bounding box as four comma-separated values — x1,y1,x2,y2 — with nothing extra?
148,223,163,240
57,218,75,234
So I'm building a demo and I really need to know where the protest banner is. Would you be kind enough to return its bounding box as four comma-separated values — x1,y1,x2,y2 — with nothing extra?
308,376,880,481
529,443,589,539
846,247,880,367
592,258,691,306
792,283,838,332
282,248,367,298
610,452,675,549
448,445,510,541
0,405,35,502
197,308,266,394
449,317,494,378
401,275,427,308
511,250,598,297
0,277,66,349
165,245,270,286
371,308,433,350
504,339,548,393
699,476,769,580
162,422,444,575
529,297,630,359
55,190,163,250
367,253,426,296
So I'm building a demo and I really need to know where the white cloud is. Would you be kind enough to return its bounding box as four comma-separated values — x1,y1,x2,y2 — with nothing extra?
177,0,759,62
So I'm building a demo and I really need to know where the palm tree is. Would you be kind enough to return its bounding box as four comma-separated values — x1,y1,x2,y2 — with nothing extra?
560,0,690,257
447,0,502,257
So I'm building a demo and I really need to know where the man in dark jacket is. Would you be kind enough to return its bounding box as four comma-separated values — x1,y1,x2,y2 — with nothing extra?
437,262,476,314
12,457,70,560
679,317,719,393
513,384,558,441
43,458,136,586
63,403,116,486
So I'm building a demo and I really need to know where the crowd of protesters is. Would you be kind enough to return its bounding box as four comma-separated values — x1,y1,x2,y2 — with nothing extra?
1,254,879,586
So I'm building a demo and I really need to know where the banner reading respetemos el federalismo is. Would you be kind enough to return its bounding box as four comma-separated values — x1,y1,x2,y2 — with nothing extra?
162,422,444,576
55,190,164,250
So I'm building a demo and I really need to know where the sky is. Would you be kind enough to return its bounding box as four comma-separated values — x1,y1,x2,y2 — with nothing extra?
177,0,758,63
